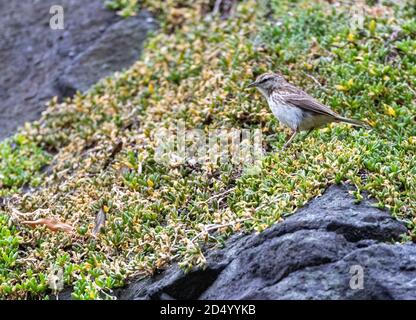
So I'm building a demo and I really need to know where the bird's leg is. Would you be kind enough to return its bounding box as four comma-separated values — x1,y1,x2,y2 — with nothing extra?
282,130,298,149
303,129,314,140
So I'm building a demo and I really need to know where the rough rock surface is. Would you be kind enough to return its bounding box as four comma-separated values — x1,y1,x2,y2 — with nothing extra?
0,0,157,140
116,185,416,300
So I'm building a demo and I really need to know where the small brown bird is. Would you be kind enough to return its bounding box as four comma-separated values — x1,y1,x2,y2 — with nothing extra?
248,72,370,149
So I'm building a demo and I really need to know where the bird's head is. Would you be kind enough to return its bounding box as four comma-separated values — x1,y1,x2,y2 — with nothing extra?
247,72,286,96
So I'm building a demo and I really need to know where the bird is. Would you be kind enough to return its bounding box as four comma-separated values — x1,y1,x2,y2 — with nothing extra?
247,72,371,149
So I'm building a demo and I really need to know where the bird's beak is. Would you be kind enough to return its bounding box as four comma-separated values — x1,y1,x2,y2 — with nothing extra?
246,81,257,89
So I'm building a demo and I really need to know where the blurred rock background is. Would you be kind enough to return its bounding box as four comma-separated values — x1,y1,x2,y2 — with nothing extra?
0,0,156,140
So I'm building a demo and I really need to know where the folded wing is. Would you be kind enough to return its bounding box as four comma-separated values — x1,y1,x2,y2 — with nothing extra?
283,94,339,118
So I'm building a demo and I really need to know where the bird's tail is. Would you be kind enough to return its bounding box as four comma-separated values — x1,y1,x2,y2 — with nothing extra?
336,116,372,129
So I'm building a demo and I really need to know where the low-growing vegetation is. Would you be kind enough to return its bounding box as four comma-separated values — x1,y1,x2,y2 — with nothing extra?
0,134,50,196
0,0,415,299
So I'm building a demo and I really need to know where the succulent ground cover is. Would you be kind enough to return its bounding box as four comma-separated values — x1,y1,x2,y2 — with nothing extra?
0,0,415,299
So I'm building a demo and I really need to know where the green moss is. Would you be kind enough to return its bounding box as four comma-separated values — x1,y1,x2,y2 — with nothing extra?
0,134,51,196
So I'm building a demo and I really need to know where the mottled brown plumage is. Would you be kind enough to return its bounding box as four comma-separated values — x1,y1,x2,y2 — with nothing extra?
248,72,370,149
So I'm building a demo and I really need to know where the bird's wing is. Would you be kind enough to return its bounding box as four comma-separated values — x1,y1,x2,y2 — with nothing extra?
284,95,339,117
279,84,340,118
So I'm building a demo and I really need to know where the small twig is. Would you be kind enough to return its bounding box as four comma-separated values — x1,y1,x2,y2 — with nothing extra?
302,71,324,89
92,282,115,300
202,187,236,204
191,218,251,243
8,207,48,221
16,257,38,263
255,193,286,212
405,82,416,96
103,140,123,169
206,48,221,61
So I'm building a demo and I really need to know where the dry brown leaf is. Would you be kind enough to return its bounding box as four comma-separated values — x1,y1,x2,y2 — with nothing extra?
92,208,106,237
22,218,74,234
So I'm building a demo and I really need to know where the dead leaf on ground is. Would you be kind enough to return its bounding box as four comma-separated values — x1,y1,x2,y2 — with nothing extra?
92,208,106,237
22,218,74,234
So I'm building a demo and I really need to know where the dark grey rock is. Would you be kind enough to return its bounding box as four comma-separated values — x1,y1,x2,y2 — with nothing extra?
0,0,157,140
116,184,415,300
264,244,416,300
